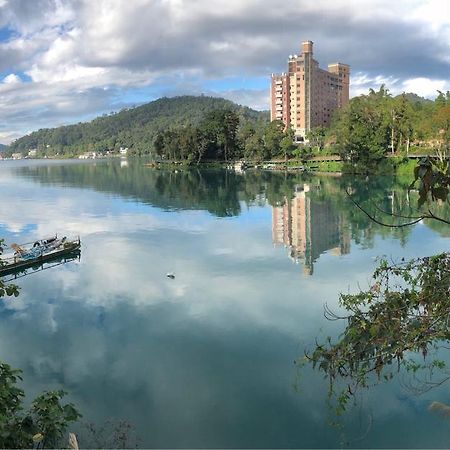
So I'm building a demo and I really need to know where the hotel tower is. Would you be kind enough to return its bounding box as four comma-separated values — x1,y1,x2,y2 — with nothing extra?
270,41,350,139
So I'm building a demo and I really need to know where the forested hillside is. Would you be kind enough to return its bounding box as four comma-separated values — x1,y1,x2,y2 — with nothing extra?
10,96,268,157
9,90,449,168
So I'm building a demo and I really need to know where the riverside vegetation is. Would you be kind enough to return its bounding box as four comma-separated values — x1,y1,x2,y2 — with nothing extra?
7,88,450,174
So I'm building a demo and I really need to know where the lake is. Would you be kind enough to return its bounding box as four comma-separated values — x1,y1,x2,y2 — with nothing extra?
1,158,450,448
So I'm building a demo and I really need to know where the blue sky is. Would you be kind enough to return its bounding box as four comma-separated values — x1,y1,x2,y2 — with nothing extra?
0,0,449,144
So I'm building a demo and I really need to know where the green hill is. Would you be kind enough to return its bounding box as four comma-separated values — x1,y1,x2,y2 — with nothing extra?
395,92,433,105
10,96,268,156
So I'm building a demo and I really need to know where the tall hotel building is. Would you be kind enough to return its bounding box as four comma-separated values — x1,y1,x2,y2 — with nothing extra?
270,41,350,138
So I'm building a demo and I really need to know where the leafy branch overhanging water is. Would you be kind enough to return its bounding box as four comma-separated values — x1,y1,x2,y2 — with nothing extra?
303,156,450,415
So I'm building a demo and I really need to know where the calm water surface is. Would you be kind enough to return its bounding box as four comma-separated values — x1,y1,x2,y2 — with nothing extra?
1,158,450,448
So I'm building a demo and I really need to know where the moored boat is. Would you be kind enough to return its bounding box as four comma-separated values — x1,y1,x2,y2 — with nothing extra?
0,236,81,277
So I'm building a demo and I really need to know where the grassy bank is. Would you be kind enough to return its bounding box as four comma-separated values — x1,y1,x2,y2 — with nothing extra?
139,155,419,179
304,160,343,172
394,158,416,178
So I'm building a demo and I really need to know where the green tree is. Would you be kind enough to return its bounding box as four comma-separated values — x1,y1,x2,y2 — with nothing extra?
306,126,326,153
326,85,449,168
391,94,415,154
223,110,240,162
264,120,285,158
237,122,256,146
334,86,391,170
433,104,450,154
153,132,165,158
435,90,450,108
244,133,265,161
279,128,296,161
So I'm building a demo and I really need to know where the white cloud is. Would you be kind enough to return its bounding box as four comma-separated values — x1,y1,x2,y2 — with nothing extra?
400,77,450,98
349,72,450,99
0,130,18,142
406,0,450,33
219,88,269,111
350,72,400,97
0,0,76,36
3,73,21,84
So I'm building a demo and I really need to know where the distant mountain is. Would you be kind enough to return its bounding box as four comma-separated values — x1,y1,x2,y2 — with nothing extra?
10,96,269,155
396,92,433,105
0,144,8,152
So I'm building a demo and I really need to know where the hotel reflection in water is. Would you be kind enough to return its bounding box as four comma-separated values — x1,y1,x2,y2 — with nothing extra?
272,183,350,275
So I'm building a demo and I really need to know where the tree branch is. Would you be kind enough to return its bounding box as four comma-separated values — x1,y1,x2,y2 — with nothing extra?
346,189,423,228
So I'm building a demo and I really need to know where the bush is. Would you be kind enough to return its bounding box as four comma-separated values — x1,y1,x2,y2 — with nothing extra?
0,361,81,448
